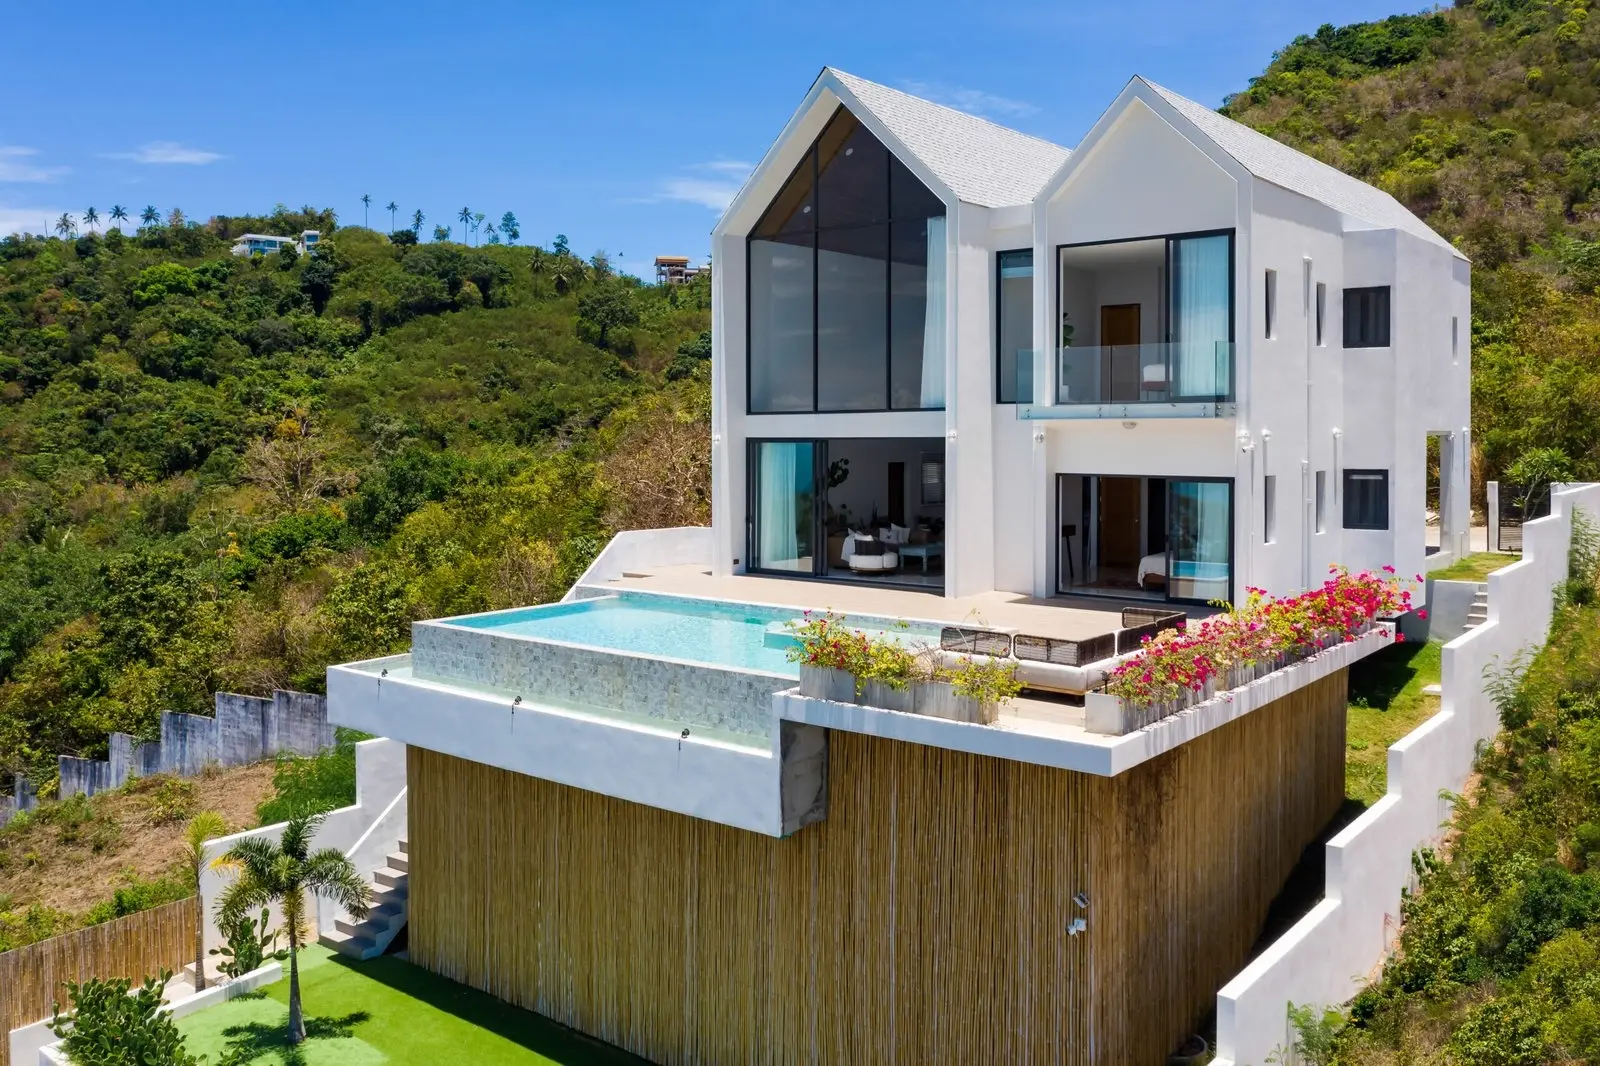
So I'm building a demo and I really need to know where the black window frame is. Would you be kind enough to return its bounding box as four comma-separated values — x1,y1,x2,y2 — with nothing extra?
1315,282,1326,346
1342,286,1391,348
1052,227,1239,405
1264,269,1277,339
1342,468,1390,531
996,247,1034,404
745,106,948,416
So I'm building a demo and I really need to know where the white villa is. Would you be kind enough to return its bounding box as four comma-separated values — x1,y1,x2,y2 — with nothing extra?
229,230,320,257
325,70,1470,1066
713,69,1471,607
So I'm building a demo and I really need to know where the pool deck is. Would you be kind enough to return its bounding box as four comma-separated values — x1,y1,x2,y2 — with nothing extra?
580,565,1174,641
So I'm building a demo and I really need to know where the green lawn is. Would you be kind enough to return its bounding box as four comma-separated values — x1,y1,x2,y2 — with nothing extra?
1428,551,1517,583
1344,639,1444,808
176,945,649,1066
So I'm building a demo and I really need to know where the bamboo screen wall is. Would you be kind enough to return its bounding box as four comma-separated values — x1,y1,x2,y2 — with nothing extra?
0,896,196,1066
409,670,1347,1066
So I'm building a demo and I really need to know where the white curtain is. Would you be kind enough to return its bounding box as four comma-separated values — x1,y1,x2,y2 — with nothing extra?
919,216,947,409
757,443,800,569
1171,234,1230,398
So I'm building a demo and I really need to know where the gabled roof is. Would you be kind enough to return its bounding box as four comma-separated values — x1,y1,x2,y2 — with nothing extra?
827,68,1072,209
1138,77,1460,257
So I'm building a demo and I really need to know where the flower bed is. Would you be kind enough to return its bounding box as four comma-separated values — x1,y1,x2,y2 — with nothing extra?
786,612,1022,725
1098,567,1420,727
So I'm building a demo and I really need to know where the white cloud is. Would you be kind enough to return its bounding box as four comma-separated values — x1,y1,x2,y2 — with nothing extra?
105,141,224,165
899,80,1038,119
0,146,68,183
0,204,65,238
645,160,754,212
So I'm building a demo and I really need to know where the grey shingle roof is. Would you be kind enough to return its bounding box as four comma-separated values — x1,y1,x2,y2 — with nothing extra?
827,68,1072,209
1140,78,1459,255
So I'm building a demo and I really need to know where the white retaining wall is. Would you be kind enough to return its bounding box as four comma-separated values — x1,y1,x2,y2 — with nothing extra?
197,738,407,961
1214,483,1600,1065
563,526,711,600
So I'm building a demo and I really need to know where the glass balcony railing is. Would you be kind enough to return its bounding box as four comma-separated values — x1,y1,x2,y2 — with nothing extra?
1055,342,1234,405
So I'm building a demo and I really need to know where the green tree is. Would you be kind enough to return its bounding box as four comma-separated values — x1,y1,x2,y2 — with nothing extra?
576,284,639,348
213,811,370,1045
500,211,519,243
108,204,129,228
301,255,337,315
182,811,227,990
457,206,473,245
54,213,74,239
386,200,398,231
553,233,569,255
139,204,159,226
411,207,425,233
83,206,99,233
433,224,451,242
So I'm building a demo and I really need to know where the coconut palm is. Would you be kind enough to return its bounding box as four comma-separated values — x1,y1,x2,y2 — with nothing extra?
83,206,99,233
140,205,159,227
457,206,472,245
360,193,371,228
472,211,486,245
411,208,425,233
213,811,369,1045
54,213,75,238
386,201,398,231
109,204,129,228
182,811,227,991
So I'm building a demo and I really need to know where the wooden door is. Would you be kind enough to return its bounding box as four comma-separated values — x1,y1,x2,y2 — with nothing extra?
1101,303,1141,401
1099,476,1142,568
887,462,905,526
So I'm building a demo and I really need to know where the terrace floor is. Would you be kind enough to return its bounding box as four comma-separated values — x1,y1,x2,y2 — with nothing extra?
588,564,1199,641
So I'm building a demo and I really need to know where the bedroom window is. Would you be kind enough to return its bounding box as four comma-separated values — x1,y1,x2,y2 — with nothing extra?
1343,469,1389,530
996,249,1033,403
1343,286,1391,348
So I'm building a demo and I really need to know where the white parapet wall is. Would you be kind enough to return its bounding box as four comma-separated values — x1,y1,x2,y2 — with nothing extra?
1213,483,1600,1066
563,526,712,601
197,738,406,960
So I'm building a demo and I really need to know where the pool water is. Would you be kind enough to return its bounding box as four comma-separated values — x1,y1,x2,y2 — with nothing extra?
445,594,940,677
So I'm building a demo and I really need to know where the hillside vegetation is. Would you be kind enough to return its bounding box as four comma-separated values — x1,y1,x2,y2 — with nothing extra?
1224,0,1600,483
0,215,711,783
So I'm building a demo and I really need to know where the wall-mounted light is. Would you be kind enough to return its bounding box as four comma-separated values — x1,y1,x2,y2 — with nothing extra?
946,429,958,442
1032,430,1046,444
711,433,722,445
1073,891,1090,910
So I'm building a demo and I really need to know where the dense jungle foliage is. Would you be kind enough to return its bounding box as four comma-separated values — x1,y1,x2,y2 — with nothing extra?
1225,0,1600,486
0,213,711,783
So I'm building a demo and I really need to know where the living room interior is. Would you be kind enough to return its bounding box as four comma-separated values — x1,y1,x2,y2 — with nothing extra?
749,436,944,589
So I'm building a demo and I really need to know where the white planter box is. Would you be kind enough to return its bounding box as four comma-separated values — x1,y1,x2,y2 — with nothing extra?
914,681,998,725
860,678,915,713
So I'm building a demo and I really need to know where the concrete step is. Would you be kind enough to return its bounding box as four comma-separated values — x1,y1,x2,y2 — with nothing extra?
370,885,405,908
386,851,408,873
321,927,381,961
374,868,407,889
397,839,408,854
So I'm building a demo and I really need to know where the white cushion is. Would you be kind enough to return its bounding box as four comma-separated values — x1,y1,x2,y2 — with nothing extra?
848,552,898,571
891,523,911,544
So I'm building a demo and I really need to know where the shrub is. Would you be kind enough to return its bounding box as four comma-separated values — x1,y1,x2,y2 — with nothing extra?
82,870,190,925
209,907,287,978
946,656,1023,706
256,729,363,824
141,776,197,825
50,970,200,1066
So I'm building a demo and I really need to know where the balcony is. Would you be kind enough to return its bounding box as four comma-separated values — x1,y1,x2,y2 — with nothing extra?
1014,342,1236,420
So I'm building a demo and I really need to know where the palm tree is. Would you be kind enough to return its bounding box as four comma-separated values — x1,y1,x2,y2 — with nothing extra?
83,206,99,233
472,211,486,245
528,246,548,292
483,219,499,244
411,208,425,233
54,213,75,239
109,204,129,229
386,201,398,231
213,811,369,1045
360,193,371,228
140,205,159,227
457,206,472,245
182,811,226,991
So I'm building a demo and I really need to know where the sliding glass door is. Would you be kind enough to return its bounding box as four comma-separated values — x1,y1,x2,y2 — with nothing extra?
1167,479,1233,604
751,441,819,573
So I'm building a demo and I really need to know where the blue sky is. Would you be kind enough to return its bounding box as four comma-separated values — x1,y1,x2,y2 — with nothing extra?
1,0,1414,276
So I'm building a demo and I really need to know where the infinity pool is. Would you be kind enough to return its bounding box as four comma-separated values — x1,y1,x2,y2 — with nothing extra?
444,593,941,677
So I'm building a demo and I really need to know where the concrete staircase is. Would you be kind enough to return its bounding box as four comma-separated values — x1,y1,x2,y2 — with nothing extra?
320,839,408,961
1464,585,1490,631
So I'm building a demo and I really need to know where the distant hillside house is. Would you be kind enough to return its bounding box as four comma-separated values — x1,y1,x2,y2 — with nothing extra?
654,254,708,285
230,230,320,257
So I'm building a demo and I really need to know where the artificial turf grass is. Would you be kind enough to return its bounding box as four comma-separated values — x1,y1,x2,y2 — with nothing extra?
1428,551,1516,583
1345,638,1444,808
176,945,650,1066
